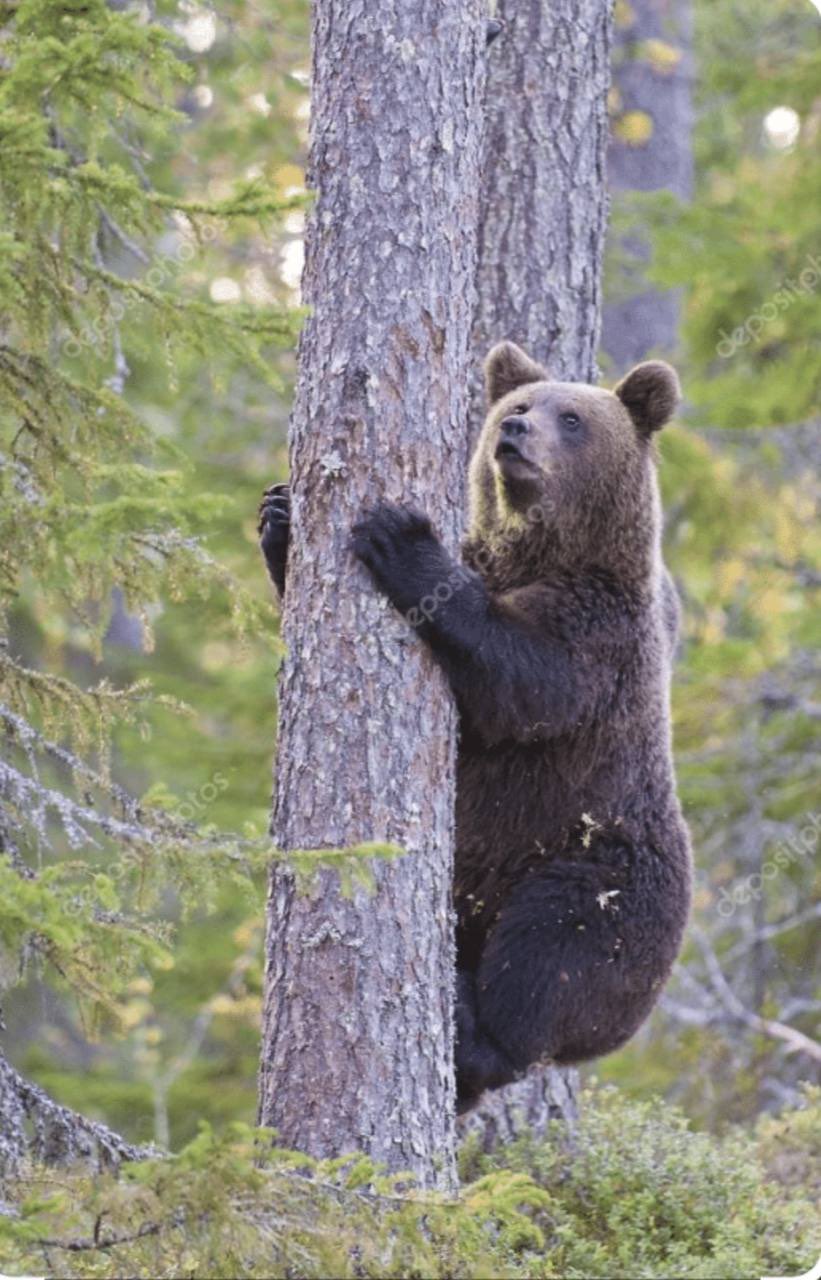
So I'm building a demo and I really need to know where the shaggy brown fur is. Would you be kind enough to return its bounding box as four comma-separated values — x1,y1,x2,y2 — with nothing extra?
261,342,692,1111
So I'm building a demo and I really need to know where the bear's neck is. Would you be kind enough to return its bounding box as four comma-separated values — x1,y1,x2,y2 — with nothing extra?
464,489,662,595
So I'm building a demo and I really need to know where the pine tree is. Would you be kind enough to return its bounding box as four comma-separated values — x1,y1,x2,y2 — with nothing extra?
0,0,299,1166
462,0,612,1146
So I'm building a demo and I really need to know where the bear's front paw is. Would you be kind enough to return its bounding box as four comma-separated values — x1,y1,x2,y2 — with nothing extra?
350,502,438,615
351,502,433,564
259,482,290,597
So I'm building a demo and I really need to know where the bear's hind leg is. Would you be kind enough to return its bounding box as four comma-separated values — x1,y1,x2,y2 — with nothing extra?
461,854,671,1100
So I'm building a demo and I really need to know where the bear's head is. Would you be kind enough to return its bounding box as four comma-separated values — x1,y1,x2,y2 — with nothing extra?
468,341,680,582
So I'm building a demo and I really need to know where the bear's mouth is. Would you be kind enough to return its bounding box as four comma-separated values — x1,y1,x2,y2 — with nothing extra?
494,441,533,467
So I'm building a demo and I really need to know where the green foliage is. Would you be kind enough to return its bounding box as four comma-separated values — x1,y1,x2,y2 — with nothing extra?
755,1084,821,1195
466,1086,819,1279
638,0,821,426
0,0,306,1101
598,0,821,1122
3,0,817,1160
288,842,404,897
2,1086,818,1279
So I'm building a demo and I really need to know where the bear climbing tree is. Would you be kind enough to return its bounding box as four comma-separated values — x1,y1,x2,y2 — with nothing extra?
352,344,692,1110
257,0,487,1190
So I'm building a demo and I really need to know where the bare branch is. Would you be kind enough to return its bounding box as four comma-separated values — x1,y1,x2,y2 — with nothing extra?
693,929,821,1066
724,904,821,963
0,1048,159,1174
35,1219,165,1253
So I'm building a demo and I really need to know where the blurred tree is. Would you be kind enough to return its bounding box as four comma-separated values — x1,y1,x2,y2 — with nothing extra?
603,0,694,372
0,0,301,1158
596,0,821,1122
648,0,821,427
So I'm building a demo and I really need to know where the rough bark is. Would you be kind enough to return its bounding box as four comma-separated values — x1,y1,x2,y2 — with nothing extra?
257,1,486,1190
0,1047,154,1176
602,0,694,371
470,0,612,433
458,1062,579,1153
463,0,614,1142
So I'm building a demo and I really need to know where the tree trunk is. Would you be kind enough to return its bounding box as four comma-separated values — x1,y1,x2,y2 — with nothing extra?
458,1061,579,1152
463,0,613,1142
257,1,486,1190
602,0,694,372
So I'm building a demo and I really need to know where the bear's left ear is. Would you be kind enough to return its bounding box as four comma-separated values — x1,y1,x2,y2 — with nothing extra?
614,361,681,436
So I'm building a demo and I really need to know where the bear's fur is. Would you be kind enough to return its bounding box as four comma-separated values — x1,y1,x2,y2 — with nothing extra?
261,342,692,1111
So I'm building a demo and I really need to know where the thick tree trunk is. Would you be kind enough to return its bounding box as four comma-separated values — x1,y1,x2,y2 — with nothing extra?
464,0,613,1142
602,0,694,371
257,1,486,1189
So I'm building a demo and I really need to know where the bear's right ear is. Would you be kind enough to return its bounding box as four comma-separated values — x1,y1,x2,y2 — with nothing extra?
484,341,548,405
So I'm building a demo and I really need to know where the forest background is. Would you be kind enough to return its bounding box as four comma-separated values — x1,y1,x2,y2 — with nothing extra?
0,0,819,1274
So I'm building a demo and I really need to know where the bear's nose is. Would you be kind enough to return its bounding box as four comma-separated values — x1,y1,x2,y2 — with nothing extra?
500,415,529,437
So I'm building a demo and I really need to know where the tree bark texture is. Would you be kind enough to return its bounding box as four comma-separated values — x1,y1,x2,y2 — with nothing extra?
258,1,486,1189
602,0,693,371
458,1061,578,1153
470,0,612,435
463,0,614,1142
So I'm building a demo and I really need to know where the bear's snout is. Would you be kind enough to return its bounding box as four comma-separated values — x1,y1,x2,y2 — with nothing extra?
500,415,530,438
496,415,531,461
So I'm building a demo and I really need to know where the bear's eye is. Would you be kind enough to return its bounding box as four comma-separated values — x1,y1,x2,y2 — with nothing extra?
512,403,529,416
560,411,581,431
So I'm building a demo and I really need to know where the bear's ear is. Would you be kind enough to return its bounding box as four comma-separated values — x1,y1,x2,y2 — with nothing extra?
484,341,548,405
614,361,681,436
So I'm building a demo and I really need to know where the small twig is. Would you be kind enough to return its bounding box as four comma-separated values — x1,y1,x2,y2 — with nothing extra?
35,1218,165,1253
693,928,821,1065
724,903,821,963
98,207,150,265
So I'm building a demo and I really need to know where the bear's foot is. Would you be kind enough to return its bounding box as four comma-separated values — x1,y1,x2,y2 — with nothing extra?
455,970,519,1112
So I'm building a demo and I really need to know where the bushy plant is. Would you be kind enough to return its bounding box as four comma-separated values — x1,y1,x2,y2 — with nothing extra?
2,1086,817,1279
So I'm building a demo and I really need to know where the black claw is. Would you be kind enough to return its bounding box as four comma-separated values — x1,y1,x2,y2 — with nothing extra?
486,17,504,46
258,483,291,600
258,483,290,535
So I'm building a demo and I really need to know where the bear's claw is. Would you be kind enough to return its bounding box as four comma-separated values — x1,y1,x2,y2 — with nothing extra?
259,482,290,597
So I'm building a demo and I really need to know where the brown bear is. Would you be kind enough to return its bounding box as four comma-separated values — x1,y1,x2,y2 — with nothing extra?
260,341,693,1112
